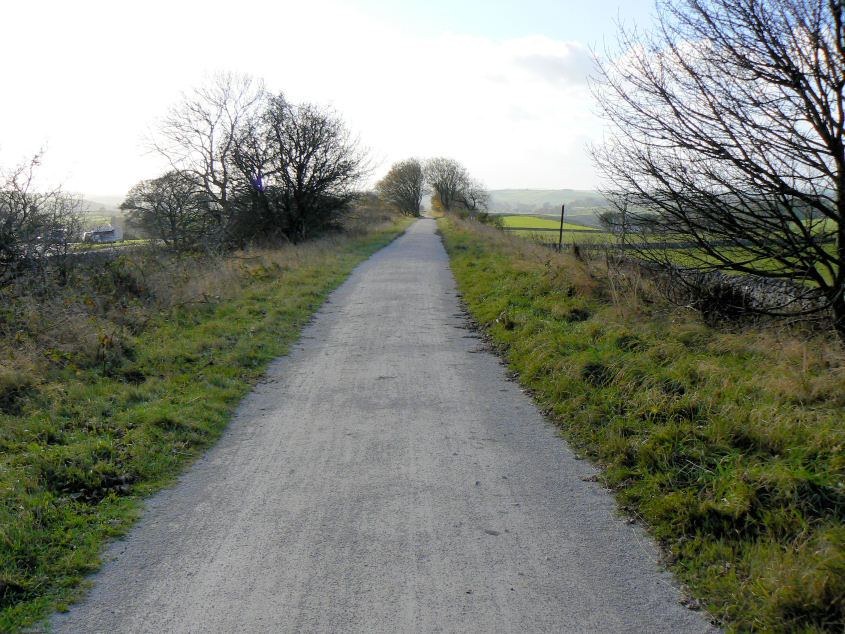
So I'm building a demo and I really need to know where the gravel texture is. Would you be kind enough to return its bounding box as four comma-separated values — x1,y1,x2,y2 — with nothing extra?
52,219,716,633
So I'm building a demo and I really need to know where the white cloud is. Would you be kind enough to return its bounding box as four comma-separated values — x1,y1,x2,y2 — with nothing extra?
0,0,605,195
508,36,595,84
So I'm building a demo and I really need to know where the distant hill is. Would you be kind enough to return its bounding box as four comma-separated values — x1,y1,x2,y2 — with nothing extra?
76,195,127,230
488,189,611,227
80,195,124,214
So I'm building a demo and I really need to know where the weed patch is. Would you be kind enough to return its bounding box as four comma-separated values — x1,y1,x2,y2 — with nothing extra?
0,371,35,415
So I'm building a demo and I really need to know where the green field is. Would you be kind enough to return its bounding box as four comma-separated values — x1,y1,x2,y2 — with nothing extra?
499,215,606,241
501,220,839,287
499,215,599,231
487,189,610,226
440,216,845,633
70,239,152,251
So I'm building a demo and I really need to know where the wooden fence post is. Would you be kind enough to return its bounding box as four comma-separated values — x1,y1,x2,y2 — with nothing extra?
558,204,566,252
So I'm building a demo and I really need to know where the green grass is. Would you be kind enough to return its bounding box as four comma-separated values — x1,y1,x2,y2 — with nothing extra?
651,243,838,286
511,229,615,244
499,215,598,231
440,217,845,633
0,218,413,631
70,239,152,251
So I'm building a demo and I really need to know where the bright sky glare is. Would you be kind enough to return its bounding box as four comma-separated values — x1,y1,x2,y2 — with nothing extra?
0,0,656,198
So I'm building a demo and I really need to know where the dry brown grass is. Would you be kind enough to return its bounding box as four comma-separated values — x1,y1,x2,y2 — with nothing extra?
451,216,659,310
0,210,403,385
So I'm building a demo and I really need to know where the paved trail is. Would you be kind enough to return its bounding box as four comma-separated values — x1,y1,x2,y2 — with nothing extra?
53,219,714,633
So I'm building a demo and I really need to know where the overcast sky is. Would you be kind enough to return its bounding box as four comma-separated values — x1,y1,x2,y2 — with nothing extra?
1,0,656,197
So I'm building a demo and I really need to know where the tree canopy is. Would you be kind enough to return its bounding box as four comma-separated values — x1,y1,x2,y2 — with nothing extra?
376,158,426,216
146,73,367,247
423,158,489,213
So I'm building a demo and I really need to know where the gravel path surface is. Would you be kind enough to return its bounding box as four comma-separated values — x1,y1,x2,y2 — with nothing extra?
52,219,715,633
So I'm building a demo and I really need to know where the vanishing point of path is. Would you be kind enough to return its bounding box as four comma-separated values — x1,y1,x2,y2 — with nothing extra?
52,219,714,633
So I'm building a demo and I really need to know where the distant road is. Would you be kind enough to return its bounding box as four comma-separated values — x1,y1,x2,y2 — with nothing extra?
52,219,714,633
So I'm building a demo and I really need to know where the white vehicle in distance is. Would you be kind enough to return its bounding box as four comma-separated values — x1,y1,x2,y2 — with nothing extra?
82,226,123,243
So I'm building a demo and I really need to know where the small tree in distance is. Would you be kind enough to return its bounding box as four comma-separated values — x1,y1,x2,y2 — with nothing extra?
376,158,425,216
423,157,468,212
457,178,490,212
121,171,207,252
423,157,489,214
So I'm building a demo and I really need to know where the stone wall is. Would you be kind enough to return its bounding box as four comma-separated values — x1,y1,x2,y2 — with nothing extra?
648,263,830,324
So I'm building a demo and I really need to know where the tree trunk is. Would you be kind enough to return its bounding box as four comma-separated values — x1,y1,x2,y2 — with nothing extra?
832,300,845,342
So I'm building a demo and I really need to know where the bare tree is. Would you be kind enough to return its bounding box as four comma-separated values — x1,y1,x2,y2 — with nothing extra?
0,152,81,285
153,77,366,245
151,72,265,244
255,95,367,241
376,158,426,216
121,172,206,251
457,178,490,212
423,158,470,211
423,157,489,215
591,0,845,336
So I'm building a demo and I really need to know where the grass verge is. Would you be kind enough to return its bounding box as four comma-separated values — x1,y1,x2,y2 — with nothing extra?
439,216,844,633
0,217,413,631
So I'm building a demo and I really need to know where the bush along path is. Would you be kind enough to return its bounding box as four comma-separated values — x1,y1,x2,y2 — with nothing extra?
0,218,413,631
439,217,845,633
